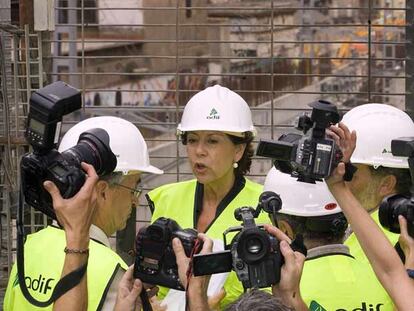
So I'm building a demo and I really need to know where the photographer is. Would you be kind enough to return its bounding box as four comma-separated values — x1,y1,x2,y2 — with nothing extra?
336,104,414,262
4,116,163,311
326,121,414,310
263,167,393,309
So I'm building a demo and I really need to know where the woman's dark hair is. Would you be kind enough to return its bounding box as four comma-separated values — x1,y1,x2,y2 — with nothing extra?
228,132,254,177
180,131,254,177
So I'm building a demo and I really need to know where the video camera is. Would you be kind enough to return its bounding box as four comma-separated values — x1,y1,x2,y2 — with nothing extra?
21,81,117,219
256,100,342,183
134,217,201,290
192,192,293,289
379,137,414,237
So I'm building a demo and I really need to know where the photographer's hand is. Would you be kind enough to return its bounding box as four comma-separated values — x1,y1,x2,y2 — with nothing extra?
173,233,213,311
45,162,98,249
114,265,143,311
327,122,356,163
326,164,414,309
264,225,308,311
399,215,414,270
45,162,98,311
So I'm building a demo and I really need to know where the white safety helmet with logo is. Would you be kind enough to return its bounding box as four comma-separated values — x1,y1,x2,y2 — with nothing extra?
58,116,163,175
342,103,414,169
177,84,256,136
263,167,341,217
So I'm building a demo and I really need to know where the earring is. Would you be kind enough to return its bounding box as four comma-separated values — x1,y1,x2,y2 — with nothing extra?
233,162,239,169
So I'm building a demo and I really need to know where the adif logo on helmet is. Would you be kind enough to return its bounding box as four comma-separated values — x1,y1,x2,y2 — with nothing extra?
206,108,220,120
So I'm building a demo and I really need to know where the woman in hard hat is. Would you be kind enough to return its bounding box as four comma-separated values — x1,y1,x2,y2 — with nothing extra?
146,85,270,307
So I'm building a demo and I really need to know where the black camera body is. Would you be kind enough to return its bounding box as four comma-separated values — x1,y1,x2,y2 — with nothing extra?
193,192,285,289
379,137,414,237
21,81,117,219
134,217,200,290
256,100,342,183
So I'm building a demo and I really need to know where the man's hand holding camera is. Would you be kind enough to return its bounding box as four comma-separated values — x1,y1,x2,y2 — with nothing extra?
264,225,307,311
44,162,98,249
45,162,98,311
173,233,212,311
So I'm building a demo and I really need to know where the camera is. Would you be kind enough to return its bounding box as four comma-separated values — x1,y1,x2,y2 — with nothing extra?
379,137,414,237
20,81,117,219
192,192,286,289
134,217,201,290
256,100,342,183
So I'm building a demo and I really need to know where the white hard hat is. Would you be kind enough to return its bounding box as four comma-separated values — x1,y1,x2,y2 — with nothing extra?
177,85,256,135
342,104,414,169
263,167,341,217
58,116,163,175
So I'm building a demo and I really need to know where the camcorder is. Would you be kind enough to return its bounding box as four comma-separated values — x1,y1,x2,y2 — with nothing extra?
379,137,414,237
21,81,117,219
134,217,201,290
192,192,305,289
256,100,342,183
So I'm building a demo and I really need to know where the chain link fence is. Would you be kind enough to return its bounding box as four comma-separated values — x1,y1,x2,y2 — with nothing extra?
1,0,412,298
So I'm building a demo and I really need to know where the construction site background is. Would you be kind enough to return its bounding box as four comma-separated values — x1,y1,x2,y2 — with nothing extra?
1,0,413,301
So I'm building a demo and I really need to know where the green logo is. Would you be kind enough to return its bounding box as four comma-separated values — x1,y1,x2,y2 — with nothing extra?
382,148,391,154
309,301,327,311
207,108,220,120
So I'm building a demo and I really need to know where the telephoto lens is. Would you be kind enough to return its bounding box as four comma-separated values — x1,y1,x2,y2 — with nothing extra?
60,128,117,176
379,193,414,236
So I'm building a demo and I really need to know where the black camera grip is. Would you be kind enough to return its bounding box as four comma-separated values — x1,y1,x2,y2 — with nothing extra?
289,234,307,257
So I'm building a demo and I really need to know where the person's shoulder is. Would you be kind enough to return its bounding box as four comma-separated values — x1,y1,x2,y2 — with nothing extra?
25,225,64,242
243,177,263,193
148,179,197,197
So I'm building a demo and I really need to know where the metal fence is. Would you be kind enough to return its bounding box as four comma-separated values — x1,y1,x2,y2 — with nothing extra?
0,0,413,297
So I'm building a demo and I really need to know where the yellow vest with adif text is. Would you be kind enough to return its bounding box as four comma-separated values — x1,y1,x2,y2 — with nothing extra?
148,178,271,308
301,253,394,311
3,226,127,311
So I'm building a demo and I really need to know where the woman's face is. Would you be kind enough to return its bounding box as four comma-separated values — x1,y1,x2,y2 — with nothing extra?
186,131,245,185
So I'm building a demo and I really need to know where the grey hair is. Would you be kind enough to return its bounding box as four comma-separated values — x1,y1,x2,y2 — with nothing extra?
224,289,293,311
99,172,124,187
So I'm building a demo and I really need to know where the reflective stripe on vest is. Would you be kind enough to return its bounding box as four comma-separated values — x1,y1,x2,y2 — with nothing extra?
148,178,270,307
301,254,394,310
3,226,127,311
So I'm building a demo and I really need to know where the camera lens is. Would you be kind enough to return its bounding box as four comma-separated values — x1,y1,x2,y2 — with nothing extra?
246,238,263,254
379,194,409,234
236,228,270,264
61,128,116,176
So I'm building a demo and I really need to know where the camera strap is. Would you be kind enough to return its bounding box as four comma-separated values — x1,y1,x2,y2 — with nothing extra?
16,186,88,307
185,238,203,311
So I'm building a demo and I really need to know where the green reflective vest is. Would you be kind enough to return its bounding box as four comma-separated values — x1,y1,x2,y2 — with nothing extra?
3,226,127,311
301,253,394,311
148,178,270,308
345,209,399,263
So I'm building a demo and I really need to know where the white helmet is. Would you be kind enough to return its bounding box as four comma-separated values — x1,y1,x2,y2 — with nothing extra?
177,85,256,135
263,167,341,217
58,116,163,175
342,104,414,169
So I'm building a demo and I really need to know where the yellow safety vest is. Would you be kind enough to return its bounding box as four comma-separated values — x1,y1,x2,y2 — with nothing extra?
148,177,270,308
301,253,394,311
3,226,127,311
345,210,400,263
